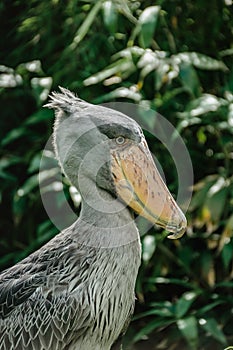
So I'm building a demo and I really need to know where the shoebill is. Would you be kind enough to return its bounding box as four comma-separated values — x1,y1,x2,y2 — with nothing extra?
0,88,186,350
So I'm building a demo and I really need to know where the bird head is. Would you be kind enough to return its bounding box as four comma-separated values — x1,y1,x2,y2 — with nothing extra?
45,88,186,239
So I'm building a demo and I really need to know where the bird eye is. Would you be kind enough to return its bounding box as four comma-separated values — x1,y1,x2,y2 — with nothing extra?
115,136,125,145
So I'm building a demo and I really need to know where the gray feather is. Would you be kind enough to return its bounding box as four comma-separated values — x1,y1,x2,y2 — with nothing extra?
0,89,142,350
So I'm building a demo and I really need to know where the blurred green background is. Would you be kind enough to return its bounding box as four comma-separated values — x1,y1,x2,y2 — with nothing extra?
0,1,233,349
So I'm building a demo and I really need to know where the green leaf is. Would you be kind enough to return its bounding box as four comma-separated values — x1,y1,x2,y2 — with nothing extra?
31,77,52,102
175,291,200,319
215,281,233,288
69,0,103,49
28,153,43,173
196,127,207,144
24,108,53,125
83,58,136,86
223,214,233,239
133,307,173,321
179,62,201,97
138,6,160,48
15,174,39,197
154,60,170,90
148,276,195,289
0,65,23,87
93,87,142,102
178,94,225,121
189,176,217,211
115,0,137,24
132,318,174,343
0,156,22,169
112,46,144,60
1,127,28,146
177,316,198,350
199,318,227,345
196,300,226,317
17,60,43,74
0,170,17,181
175,52,228,71
142,235,156,262
138,49,160,82
222,240,233,270
102,0,118,34
204,177,228,222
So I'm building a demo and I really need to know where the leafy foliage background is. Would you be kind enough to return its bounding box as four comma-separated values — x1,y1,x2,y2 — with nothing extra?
0,1,233,349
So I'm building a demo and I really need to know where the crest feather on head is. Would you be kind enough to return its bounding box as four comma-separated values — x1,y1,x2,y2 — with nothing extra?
44,87,88,114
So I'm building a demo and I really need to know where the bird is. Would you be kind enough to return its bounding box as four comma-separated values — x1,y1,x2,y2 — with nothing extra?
0,88,187,350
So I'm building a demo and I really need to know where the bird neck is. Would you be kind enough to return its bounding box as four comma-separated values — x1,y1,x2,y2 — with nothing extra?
75,188,140,248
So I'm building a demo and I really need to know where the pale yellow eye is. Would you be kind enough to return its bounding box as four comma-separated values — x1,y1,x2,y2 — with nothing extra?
115,136,125,145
